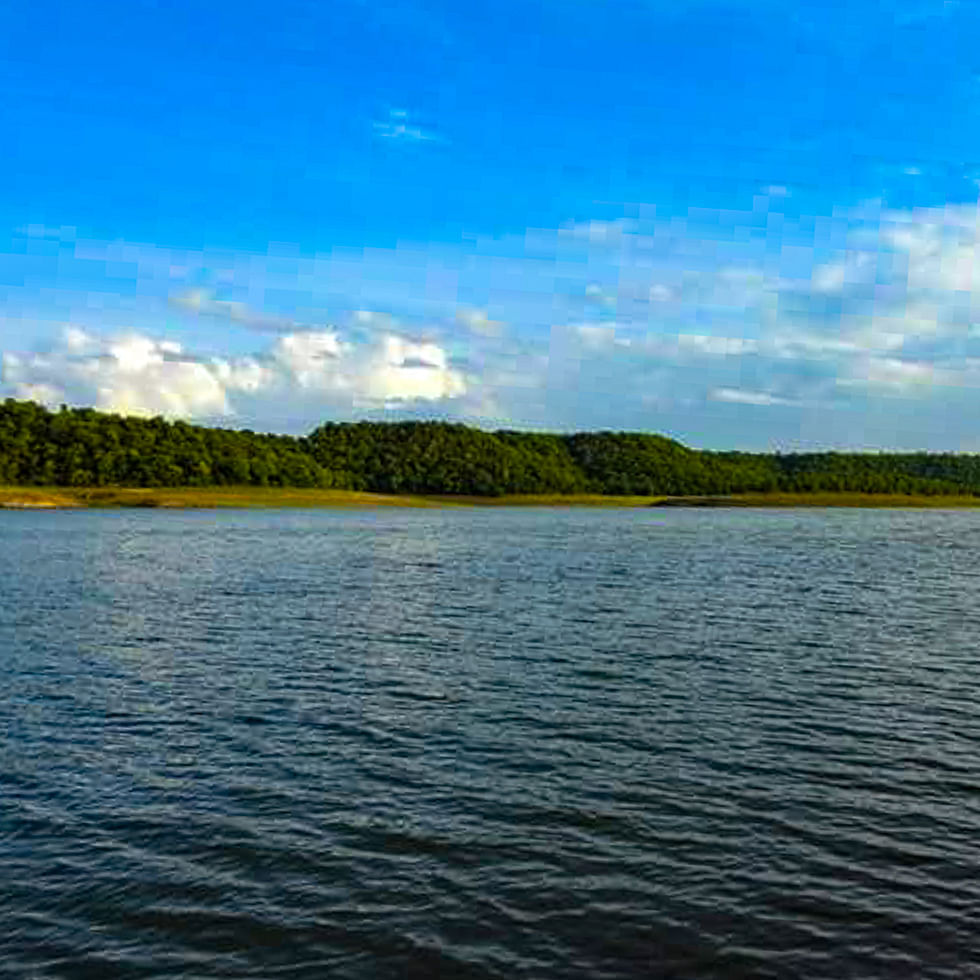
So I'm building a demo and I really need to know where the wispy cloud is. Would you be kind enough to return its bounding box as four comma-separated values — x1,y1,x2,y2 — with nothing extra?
372,108,443,143
169,288,295,332
456,308,505,337
711,388,798,407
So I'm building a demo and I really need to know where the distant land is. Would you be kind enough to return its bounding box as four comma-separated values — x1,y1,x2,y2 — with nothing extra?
4,398,980,507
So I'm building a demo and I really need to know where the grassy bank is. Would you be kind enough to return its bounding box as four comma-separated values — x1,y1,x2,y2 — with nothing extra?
417,493,664,507
0,486,448,509
4,486,980,510
0,486,667,509
653,492,980,508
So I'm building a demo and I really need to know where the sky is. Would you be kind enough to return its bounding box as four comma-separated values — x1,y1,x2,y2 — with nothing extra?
3,0,980,449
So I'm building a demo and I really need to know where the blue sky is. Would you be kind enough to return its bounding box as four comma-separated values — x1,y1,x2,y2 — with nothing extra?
3,0,980,448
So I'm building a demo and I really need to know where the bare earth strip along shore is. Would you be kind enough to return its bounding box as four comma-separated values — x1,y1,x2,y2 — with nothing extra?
5,486,980,510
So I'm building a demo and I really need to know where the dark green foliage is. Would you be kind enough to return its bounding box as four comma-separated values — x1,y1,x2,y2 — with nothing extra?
4,398,980,496
757,451,976,495
305,421,587,495
0,400,333,489
564,432,776,495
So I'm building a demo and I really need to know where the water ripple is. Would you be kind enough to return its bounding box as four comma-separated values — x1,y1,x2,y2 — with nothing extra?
2,508,980,978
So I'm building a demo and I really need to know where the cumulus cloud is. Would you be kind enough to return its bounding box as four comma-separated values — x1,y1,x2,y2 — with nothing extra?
358,335,465,403
3,330,234,417
267,329,465,405
270,331,346,387
2,324,466,420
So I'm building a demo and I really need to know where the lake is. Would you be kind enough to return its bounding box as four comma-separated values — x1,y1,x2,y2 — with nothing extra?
2,507,979,978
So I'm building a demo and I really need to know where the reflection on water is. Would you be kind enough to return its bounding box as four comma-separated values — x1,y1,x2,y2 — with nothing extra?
2,507,980,978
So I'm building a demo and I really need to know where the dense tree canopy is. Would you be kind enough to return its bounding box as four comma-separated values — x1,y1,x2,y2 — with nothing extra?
0,400,331,489
3,398,980,497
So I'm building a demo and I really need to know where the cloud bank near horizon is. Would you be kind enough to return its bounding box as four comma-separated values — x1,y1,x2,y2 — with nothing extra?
2,324,466,423
6,197,980,448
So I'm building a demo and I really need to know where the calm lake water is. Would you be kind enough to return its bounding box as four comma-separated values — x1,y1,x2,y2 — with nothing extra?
2,507,980,979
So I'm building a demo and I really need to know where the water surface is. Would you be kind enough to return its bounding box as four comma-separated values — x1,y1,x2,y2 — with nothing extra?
2,508,979,978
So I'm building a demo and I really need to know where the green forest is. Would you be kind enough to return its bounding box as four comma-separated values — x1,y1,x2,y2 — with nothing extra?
2,398,979,497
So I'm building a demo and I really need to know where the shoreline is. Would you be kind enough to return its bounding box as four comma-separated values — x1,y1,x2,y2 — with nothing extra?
3,487,980,510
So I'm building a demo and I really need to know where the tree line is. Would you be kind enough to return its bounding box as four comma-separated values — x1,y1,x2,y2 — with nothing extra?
1,398,979,497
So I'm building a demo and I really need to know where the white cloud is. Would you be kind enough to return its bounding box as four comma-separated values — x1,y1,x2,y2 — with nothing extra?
676,334,758,357
267,329,465,405
711,388,797,406
270,331,346,388
840,356,947,392
211,357,273,394
810,256,858,294
573,324,622,350
64,325,93,352
373,108,442,143
456,308,505,337
359,335,466,403
3,329,233,417
523,199,980,422
648,284,676,302
169,288,292,331
2,324,466,420
10,380,62,406
555,218,636,246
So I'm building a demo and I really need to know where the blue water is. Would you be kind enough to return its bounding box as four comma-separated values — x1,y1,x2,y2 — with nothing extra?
2,507,979,978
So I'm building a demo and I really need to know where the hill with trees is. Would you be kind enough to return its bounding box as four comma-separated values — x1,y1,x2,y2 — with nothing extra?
0,399,330,489
2,398,980,498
